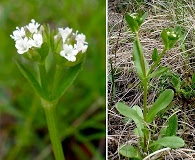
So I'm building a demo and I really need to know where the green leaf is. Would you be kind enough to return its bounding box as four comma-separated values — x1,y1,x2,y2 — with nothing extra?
116,102,144,137
119,144,142,159
36,42,49,63
132,105,144,137
13,58,44,98
146,89,174,123
171,74,181,91
161,29,168,48
150,66,169,78
133,41,149,80
141,12,148,23
152,48,159,62
132,105,143,119
125,14,139,33
166,114,178,136
150,136,185,148
116,102,143,122
192,72,195,84
51,61,84,100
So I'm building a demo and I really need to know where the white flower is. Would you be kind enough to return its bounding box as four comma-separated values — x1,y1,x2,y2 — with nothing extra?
26,19,40,33
28,33,43,48
75,33,86,43
74,43,88,53
74,33,88,53
60,44,78,62
58,27,72,42
15,37,31,54
10,27,25,41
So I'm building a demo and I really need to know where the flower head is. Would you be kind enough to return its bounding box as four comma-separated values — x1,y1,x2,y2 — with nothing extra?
26,19,40,34
28,33,43,48
11,19,43,54
60,44,78,62
56,28,88,62
58,27,72,43
10,27,25,41
15,37,31,54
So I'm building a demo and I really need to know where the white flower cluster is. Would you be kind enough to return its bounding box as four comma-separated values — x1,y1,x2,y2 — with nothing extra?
10,19,43,54
57,28,88,62
11,20,88,62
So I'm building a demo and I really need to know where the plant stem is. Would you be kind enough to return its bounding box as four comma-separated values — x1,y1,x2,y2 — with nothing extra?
135,32,148,148
39,63,48,99
41,99,65,160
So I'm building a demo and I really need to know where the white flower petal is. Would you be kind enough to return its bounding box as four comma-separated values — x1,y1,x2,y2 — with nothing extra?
10,27,25,41
74,42,88,53
26,19,40,33
28,33,43,48
60,44,78,62
58,27,72,42
15,37,31,54
75,33,86,43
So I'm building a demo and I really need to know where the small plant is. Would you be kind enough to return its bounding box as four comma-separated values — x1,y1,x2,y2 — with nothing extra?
115,12,185,159
10,19,88,160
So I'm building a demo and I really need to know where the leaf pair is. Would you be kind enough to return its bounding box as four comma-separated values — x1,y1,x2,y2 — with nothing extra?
14,58,84,101
125,12,148,33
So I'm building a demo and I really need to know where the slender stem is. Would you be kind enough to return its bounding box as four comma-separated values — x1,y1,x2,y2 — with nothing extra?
41,99,65,160
39,63,48,99
135,32,148,148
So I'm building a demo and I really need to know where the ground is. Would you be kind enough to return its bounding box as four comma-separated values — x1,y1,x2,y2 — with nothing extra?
107,0,195,159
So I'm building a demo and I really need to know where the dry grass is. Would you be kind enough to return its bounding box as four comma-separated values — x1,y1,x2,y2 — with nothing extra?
107,0,195,159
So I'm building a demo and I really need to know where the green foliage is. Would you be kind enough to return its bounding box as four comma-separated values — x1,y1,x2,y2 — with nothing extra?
116,11,184,159
119,144,142,159
150,136,184,149
166,114,178,136
133,40,149,80
146,89,174,123
0,0,105,159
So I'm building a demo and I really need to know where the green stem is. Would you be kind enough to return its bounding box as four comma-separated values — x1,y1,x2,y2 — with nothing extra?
39,63,48,99
135,32,148,148
41,99,65,160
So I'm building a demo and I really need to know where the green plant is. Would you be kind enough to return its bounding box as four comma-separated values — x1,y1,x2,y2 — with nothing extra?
115,12,185,159
9,20,88,160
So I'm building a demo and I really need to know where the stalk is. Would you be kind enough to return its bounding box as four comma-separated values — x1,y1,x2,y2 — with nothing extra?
135,32,148,148
38,63,48,99
41,99,65,160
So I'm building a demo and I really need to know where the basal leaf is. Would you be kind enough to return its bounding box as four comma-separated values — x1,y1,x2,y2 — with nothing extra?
171,74,181,91
116,102,143,122
119,144,142,159
132,105,144,137
116,102,144,137
150,136,184,149
146,89,174,123
166,114,178,136
132,105,143,119
13,58,44,98
191,72,195,84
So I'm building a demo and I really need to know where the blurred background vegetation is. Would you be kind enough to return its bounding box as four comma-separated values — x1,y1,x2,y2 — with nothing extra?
0,0,106,159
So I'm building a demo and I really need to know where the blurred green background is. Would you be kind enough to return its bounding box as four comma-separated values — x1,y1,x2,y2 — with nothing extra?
0,0,106,159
